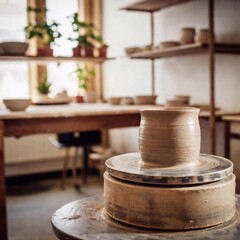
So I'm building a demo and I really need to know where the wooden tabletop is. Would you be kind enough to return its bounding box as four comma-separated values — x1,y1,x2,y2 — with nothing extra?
1,103,240,120
222,115,240,122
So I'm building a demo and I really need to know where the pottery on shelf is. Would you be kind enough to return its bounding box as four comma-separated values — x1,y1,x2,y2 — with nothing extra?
37,47,53,57
180,27,195,45
98,45,108,58
139,107,201,168
1,42,29,56
72,47,83,57
159,41,180,48
195,29,210,44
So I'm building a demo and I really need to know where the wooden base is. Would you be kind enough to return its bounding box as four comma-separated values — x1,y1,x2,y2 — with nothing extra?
52,194,240,240
104,172,235,230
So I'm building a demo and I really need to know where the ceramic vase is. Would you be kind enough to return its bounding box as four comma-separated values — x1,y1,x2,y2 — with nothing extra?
139,107,200,167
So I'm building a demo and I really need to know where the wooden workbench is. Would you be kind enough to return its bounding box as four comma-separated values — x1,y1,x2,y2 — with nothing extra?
0,103,240,240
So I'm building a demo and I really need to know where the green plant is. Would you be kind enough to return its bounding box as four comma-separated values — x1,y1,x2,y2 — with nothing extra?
36,73,51,94
68,12,103,47
24,21,62,47
69,65,95,91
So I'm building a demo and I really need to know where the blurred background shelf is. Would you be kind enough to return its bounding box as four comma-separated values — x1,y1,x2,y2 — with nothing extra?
0,55,115,63
130,43,240,59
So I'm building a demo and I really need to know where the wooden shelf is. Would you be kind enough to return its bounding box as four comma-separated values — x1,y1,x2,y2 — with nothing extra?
129,43,240,59
0,55,115,63
122,0,194,12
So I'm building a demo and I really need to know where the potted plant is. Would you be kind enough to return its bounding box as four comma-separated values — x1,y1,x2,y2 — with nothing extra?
35,72,52,102
68,13,105,57
69,65,97,103
24,21,62,56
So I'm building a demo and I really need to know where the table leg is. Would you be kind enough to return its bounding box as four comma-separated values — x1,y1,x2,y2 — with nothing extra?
82,146,89,183
0,121,8,240
224,121,231,159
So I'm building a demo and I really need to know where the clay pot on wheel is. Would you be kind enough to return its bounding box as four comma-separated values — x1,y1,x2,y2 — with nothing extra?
139,107,201,168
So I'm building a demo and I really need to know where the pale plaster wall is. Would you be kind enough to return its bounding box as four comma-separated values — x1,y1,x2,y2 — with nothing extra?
102,0,240,173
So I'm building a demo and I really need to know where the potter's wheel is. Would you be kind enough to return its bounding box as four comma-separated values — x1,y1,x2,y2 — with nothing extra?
51,194,240,240
105,153,233,185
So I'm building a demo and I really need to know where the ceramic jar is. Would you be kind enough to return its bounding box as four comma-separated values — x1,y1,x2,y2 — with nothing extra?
195,29,209,44
180,28,195,45
139,107,200,167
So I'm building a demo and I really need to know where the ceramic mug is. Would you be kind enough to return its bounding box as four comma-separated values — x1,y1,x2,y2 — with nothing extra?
139,107,201,167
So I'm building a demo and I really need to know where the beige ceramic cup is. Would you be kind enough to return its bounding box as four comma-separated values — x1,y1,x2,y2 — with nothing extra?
139,107,200,168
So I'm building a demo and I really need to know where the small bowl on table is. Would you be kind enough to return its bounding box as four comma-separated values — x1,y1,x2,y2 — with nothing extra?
133,95,157,105
108,97,121,105
3,99,31,111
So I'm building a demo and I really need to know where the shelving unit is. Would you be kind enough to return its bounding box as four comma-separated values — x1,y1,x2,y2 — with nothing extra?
122,0,240,154
0,55,114,100
0,55,115,64
130,43,240,59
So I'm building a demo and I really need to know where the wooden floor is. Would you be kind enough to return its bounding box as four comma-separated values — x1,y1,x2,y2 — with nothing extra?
6,175,103,240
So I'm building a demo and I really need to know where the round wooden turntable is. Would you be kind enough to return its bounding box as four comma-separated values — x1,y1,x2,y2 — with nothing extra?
51,194,240,240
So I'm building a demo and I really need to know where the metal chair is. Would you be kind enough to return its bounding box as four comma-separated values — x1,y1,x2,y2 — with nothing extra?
49,130,102,189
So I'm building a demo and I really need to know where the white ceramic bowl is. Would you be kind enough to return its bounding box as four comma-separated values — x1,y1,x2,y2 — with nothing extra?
3,99,31,111
133,95,157,105
1,42,29,56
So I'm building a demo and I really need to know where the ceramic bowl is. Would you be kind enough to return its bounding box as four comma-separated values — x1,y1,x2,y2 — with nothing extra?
133,95,157,105
3,99,31,111
160,41,180,48
1,42,29,56
108,97,121,105
166,99,187,106
124,47,142,55
120,97,134,105
174,95,190,105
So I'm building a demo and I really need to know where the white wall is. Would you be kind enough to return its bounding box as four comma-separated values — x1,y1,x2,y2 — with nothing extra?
102,0,240,171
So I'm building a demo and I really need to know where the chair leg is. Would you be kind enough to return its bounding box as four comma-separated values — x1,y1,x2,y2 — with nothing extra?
82,145,89,183
61,148,70,189
72,147,80,190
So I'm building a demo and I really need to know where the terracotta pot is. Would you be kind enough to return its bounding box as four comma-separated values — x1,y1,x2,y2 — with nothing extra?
139,107,200,168
98,46,108,58
76,95,84,103
72,47,83,57
37,47,53,57
83,46,94,57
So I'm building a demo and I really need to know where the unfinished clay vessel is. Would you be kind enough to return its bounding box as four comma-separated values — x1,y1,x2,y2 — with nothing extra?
139,107,200,167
